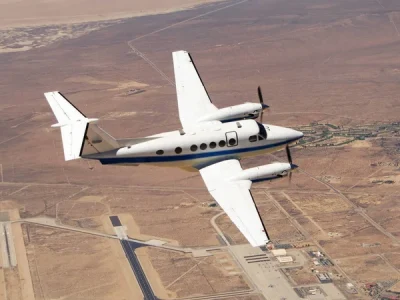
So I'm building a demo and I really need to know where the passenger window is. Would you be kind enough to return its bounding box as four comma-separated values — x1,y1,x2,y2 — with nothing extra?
175,147,182,154
249,135,257,142
209,142,216,149
219,140,226,147
156,150,164,155
200,143,207,150
229,138,237,146
190,145,198,152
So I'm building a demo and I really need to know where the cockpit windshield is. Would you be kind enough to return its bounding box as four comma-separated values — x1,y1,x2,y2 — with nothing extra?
257,122,267,140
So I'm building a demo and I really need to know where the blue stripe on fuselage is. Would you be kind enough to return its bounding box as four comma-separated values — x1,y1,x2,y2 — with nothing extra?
98,138,298,165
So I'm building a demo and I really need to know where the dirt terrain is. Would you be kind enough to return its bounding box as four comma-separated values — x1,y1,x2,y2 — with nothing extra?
0,0,399,298
0,0,222,28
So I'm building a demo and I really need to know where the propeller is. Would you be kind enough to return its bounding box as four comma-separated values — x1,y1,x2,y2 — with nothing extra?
257,86,269,123
286,144,293,165
286,144,296,184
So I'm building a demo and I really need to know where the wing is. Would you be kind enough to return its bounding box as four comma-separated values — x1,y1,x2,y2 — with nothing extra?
172,50,218,128
199,159,270,247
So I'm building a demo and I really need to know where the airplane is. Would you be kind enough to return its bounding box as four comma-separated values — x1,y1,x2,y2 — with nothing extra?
44,50,303,247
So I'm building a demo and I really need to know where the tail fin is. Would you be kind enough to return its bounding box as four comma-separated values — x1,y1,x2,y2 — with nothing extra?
45,91,119,161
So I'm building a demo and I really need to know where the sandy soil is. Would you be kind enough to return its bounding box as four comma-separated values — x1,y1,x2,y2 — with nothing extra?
147,248,249,298
10,222,35,300
0,0,222,29
65,75,148,91
0,269,6,300
337,255,400,283
351,140,372,148
0,0,399,296
136,247,174,299
107,238,143,300
283,267,319,286
24,225,138,300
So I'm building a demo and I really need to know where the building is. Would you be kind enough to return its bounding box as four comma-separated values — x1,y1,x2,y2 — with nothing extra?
316,273,332,283
271,249,287,256
277,256,293,263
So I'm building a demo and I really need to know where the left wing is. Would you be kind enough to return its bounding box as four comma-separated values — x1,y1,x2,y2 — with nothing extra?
199,159,270,247
173,50,218,128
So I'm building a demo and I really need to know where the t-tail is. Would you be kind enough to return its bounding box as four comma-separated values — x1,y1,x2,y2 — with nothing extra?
44,92,119,161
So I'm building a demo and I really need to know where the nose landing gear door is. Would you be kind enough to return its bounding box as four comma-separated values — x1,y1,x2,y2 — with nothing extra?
225,131,238,147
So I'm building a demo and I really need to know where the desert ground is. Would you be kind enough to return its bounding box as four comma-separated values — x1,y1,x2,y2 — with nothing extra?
0,0,399,299
0,0,223,28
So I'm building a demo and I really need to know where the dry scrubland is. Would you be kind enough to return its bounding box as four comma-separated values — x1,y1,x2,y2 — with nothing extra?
0,0,399,298
0,0,222,28
147,248,249,298
24,225,140,300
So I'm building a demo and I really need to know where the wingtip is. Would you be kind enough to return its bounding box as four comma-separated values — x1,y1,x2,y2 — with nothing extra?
44,91,59,96
172,50,189,56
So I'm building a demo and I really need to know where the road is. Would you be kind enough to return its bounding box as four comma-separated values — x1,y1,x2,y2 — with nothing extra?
210,211,231,246
14,217,223,254
299,169,400,244
268,151,400,244
266,191,357,286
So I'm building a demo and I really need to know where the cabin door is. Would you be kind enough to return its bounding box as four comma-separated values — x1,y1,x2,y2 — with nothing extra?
225,131,238,147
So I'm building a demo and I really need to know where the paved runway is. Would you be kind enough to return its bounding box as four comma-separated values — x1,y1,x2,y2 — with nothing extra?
120,240,159,300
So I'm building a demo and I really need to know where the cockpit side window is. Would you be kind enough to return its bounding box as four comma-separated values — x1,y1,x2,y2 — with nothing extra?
257,123,267,139
249,135,257,142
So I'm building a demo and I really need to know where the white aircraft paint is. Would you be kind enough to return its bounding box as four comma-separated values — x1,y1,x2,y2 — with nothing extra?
44,50,304,247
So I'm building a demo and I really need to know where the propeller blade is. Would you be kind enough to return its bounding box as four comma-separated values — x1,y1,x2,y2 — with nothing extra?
289,171,292,184
286,145,293,165
259,110,264,123
257,86,264,104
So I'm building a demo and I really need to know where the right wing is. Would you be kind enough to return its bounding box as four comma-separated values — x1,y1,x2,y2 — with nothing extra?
173,50,218,128
199,159,270,247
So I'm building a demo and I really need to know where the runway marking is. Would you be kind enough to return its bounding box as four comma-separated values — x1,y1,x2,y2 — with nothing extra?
121,240,158,300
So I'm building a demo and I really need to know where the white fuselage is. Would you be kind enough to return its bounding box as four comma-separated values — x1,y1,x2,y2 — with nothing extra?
86,119,303,171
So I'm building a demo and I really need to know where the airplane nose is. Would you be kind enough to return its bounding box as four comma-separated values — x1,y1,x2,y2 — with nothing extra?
294,130,304,140
285,128,303,141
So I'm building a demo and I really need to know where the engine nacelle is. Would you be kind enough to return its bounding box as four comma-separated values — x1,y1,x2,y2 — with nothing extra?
229,162,292,182
197,103,262,123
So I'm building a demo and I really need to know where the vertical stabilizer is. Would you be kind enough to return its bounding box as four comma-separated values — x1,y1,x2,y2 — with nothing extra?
44,91,118,161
